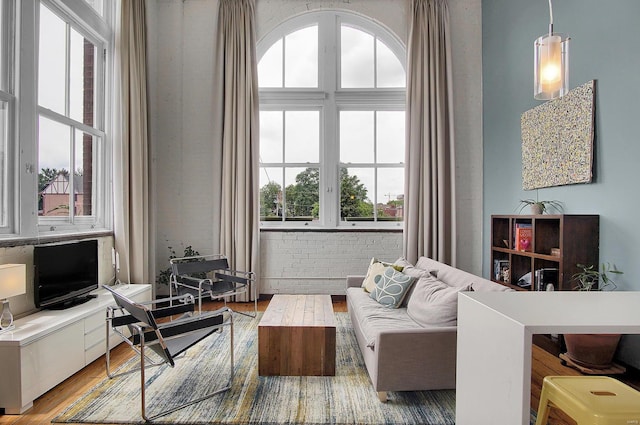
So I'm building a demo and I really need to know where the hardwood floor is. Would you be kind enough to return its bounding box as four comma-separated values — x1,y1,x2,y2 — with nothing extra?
530,339,581,425
0,337,133,425
0,298,632,425
0,300,270,425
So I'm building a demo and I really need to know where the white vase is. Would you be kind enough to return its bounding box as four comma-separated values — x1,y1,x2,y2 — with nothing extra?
530,204,544,215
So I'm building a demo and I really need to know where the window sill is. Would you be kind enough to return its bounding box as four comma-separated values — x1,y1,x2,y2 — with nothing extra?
0,230,113,248
259,227,402,233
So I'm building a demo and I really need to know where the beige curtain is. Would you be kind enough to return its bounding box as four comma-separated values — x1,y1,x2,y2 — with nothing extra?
404,0,457,266
214,0,260,300
113,0,150,284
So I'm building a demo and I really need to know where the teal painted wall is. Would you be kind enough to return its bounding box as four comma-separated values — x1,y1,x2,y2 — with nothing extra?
482,0,640,368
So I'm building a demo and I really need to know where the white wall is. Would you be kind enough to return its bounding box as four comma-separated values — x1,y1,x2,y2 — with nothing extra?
448,0,483,275
261,231,402,294
256,0,410,42
147,0,221,280
146,0,483,292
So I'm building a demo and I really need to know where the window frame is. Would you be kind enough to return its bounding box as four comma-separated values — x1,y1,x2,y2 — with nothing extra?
337,105,406,224
0,0,16,234
259,105,324,223
0,0,113,240
257,11,406,229
37,0,110,233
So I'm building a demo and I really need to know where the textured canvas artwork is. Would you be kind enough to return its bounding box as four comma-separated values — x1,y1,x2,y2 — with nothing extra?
521,80,595,190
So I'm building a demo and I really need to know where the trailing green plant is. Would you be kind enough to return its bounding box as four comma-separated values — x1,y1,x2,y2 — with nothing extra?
572,262,623,291
156,245,202,285
517,199,563,214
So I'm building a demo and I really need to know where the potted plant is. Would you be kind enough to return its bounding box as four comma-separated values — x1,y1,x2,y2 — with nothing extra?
517,199,563,215
572,262,622,291
563,263,624,369
156,245,203,294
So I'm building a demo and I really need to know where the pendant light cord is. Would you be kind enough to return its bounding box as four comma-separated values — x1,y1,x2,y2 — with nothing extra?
548,0,554,35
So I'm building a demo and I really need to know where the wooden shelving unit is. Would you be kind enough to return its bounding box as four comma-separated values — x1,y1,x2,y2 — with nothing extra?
490,215,599,291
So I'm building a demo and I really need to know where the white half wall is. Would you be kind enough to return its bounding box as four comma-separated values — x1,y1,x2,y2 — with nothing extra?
260,231,402,295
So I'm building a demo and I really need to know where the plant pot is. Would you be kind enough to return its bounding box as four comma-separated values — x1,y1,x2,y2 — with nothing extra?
563,333,621,369
530,203,544,215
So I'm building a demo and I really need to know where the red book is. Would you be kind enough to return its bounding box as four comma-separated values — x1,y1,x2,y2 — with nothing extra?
515,226,532,252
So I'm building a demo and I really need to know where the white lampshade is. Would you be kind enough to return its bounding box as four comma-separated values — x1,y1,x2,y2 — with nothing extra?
534,32,569,100
0,264,27,299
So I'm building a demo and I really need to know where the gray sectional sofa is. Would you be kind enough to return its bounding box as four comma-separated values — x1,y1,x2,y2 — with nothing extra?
346,256,512,402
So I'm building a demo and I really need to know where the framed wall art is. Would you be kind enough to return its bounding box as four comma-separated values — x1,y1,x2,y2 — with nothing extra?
521,80,595,190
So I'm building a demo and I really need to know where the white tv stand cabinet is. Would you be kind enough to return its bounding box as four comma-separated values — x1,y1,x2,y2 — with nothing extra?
0,284,151,414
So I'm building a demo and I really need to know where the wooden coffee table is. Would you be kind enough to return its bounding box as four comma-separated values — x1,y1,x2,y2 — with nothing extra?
258,294,336,376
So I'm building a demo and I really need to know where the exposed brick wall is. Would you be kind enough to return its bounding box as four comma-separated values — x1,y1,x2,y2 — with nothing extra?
260,231,402,295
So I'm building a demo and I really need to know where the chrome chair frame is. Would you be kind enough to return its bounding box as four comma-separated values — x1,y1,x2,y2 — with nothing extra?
104,286,234,422
169,254,257,318
105,292,195,378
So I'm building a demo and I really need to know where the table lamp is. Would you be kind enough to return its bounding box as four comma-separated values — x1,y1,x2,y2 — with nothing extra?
0,264,27,334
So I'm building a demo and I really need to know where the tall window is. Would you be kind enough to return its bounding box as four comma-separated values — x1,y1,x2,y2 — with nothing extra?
36,1,108,230
0,0,14,232
0,0,112,239
258,12,406,228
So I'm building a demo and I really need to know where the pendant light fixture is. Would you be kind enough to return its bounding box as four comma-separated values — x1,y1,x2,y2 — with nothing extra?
534,0,570,100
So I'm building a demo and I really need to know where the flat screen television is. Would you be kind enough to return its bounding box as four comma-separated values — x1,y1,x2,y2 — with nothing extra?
34,240,99,309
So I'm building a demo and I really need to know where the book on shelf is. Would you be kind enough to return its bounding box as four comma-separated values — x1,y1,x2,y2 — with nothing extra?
534,268,558,291
514,223,532,252
493,259,510,282
515,268,557,289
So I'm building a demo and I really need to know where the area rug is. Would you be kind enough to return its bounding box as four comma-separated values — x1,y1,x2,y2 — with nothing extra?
53,313,456,424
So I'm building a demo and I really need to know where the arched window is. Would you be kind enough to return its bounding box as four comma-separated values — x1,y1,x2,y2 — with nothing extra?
258,11,405,228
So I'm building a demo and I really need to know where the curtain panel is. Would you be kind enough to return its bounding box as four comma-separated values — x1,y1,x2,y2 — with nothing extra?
214,0,260,300
404,0,457,266
113,0,150,284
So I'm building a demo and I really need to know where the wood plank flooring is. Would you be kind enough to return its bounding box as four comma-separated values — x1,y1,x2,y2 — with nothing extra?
0,298,632,425
530,339,581,425
0,300,272,425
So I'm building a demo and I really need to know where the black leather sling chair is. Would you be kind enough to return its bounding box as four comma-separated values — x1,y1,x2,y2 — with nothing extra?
104,285,234,421
169,254,257,318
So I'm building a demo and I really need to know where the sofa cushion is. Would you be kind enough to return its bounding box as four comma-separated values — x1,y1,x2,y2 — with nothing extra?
346,286,423,348
370,267,415,308
362,261,387,293
406,275,472,327
362,258,404,293
415,257,440,278
414,256,513,292
392,257,434,307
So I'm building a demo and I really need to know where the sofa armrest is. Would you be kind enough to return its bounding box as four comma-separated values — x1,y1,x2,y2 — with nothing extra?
346,275,365,288
373,327,458,391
